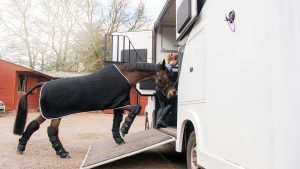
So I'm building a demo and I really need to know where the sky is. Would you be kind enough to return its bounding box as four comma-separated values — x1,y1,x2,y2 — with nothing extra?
99,0,167,20
142,0,167,19
0,0,167,61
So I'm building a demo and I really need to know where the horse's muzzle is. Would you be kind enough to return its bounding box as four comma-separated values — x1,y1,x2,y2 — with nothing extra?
166,87,177,99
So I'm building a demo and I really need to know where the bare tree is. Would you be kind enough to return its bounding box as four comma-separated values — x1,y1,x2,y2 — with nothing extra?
39,0,83,71
100,0,150,34
127,0,151,31
0,0,37,69
69,0,104,72
0,0,152,72
93,0,150,71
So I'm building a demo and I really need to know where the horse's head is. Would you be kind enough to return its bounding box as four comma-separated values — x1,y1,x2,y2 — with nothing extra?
155,60,177,99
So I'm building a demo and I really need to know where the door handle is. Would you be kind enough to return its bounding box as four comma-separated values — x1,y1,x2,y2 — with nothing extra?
190,67,193,72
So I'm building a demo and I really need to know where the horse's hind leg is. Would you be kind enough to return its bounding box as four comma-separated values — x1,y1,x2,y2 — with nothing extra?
47,118,70,158
120,105,141,137
112,109,125,144
17,115,46,154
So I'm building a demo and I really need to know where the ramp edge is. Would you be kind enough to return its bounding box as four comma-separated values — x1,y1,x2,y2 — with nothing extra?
80,145,92,169
80,137,175,169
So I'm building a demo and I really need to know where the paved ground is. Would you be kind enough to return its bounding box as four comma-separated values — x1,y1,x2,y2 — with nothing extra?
0,112,186,169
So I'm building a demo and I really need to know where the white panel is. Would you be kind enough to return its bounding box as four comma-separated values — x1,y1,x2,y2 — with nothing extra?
178,28,205,103
161,26,177,52
135,83,155,95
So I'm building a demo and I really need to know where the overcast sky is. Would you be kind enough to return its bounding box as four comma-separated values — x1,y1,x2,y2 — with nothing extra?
143,0,167,19
0,0,167,36
0,0,167,61
132,0,166,20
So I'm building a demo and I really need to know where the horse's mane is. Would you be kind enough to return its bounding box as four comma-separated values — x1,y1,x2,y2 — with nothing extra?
119,62,157,73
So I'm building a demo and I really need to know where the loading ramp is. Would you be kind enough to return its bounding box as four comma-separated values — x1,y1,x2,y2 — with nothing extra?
80,129,175,169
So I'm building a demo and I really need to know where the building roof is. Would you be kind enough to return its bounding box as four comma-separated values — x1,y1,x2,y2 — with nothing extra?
153,0,176,29
0,59,89,79
0,59,53,79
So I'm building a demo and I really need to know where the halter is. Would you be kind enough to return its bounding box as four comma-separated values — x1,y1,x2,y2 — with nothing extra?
156,72,177,95
161,81,177,95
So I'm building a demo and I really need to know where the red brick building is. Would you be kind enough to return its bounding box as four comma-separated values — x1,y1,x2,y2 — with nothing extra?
0,59,147,114
0,59,52,111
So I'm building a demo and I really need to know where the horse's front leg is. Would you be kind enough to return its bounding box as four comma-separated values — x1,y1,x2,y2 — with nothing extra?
120,105,141,137
48,118,70,158
112,109,125,144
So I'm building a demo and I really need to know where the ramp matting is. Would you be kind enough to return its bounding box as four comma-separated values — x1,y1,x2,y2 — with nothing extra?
80,129,175,169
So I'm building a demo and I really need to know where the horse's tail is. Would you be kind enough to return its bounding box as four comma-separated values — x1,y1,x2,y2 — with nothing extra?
13,82,45,135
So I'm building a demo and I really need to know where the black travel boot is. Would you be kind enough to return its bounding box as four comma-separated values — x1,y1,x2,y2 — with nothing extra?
155,107,165,129
156,104,172,129
112,109,125,144
47,126,70,158
120,105,141,137
17,120,40,154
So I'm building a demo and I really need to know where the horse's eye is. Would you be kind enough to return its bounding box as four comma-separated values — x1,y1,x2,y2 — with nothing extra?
159,79,167,85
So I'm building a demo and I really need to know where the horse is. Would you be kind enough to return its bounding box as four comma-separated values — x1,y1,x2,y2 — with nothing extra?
13,61,176,158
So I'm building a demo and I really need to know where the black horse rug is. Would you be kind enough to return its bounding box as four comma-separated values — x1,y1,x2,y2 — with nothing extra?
40,64,131,119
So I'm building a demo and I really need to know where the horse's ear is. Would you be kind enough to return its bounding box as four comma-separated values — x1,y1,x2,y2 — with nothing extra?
161,59,166,70
155,60,166,72
162,59,166,66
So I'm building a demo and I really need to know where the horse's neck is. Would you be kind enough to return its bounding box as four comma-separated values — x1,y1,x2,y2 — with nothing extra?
122,71,154,85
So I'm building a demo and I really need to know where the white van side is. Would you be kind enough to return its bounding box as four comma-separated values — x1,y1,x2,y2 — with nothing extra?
149,0,300,168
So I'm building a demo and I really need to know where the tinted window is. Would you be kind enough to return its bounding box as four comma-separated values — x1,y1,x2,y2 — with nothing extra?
18,74,27,92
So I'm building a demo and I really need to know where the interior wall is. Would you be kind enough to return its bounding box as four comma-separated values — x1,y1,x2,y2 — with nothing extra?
155,25,178,64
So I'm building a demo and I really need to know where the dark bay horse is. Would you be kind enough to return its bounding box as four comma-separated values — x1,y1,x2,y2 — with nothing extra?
13,61,176,158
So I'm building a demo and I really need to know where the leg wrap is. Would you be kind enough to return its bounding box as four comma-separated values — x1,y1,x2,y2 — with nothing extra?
120,105,141,137
155,107,165,129
112,109,125,144
47,126,69,158
17,120,40,153
156,104,172,129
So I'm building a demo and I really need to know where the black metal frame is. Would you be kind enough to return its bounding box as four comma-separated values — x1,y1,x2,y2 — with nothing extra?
104,34,144,64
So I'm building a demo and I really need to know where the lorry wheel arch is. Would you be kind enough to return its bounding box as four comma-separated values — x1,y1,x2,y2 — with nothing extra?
182,120,195,152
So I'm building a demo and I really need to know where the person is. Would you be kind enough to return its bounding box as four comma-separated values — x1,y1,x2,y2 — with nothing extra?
156,53,178,128
165,53,178,78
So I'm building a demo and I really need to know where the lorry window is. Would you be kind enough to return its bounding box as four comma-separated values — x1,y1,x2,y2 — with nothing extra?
176,0,206,40
177,0,192,34
197,0,206,15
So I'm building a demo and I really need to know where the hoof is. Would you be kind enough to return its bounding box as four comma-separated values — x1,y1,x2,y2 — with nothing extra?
58,152,70,158
56,149,70,158
156,123,166,129
64,153,71,158
16,149,23,154
17,144,26,154
17,144,26,152
118,141,125,145
156,124,166,129
114,137,125,145
156,120,167,129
